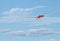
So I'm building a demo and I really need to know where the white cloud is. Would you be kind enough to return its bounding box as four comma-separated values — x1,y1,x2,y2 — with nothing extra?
42,17,60,24
0,6,41,24
46,10,60,17
39,39,57,41
24,6,44,11
49,39,57,41
7,30,26,36
3,6,44,16
0,28,60,36
0,29,11,32
0,5,60,25
33,6,45,9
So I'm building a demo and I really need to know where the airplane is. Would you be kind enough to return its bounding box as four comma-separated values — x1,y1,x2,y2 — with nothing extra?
35,15,44,19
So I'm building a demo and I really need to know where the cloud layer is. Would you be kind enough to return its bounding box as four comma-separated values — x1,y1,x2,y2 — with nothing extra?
0,5,60,25
0,6,60,36
0,28,60,36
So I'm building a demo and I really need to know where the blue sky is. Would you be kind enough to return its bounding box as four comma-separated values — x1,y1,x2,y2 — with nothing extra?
0,0,60,41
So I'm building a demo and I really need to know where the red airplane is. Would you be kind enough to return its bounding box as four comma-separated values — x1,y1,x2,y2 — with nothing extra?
35,15,44,19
